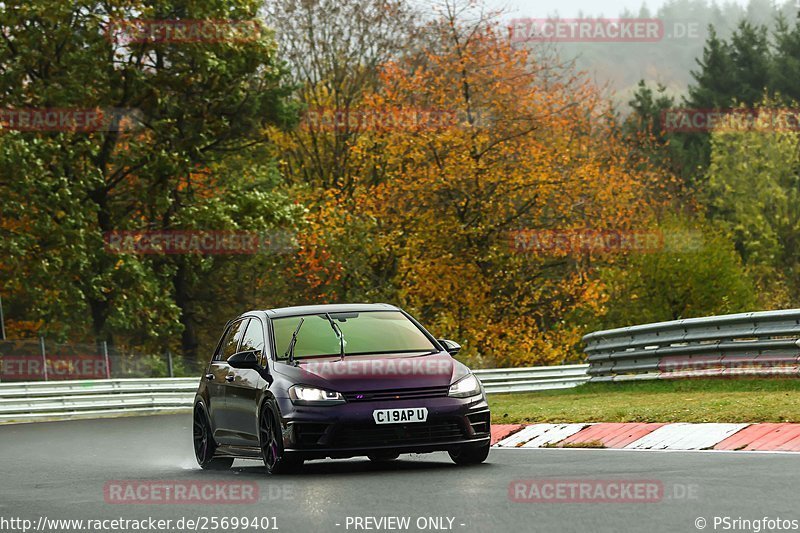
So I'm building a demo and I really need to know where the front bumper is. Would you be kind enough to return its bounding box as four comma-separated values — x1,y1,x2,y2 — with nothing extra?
275,395,490,459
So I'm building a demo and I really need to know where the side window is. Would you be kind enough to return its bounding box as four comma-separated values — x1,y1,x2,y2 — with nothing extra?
212,325,232,362
215,320,246,361
240,319,266,357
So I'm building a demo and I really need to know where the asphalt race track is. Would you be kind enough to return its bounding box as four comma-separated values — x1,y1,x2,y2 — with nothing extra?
1,415,798,533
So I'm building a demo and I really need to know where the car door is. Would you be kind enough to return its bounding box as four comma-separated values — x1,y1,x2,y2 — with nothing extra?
206,318,247,444
224,317,268,445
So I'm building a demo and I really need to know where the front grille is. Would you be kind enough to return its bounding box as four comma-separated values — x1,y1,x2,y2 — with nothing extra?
332,420,465,448
343,386,449,402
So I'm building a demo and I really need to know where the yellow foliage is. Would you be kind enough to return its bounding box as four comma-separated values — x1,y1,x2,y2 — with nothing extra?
277,20,671,366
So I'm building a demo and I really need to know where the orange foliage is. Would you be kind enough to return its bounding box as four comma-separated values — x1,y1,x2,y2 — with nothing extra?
279,18,672,365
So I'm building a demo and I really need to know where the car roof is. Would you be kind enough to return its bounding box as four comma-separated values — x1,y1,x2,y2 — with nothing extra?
259,303,399,319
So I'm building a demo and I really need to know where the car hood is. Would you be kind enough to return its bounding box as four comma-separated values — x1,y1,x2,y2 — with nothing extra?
272,352,470,392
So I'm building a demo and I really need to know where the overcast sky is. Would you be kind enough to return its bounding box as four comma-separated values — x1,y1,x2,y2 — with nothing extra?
484,0,746,17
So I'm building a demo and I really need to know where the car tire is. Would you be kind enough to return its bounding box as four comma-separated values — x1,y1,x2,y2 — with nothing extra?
367,452,400,462
259,402,303,475
448,441,490,465
193,405,234,470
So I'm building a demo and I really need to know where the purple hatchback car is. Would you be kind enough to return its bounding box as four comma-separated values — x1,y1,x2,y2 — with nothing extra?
193,303,491,474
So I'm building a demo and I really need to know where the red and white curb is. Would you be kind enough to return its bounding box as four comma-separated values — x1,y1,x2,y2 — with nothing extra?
490,423,800,452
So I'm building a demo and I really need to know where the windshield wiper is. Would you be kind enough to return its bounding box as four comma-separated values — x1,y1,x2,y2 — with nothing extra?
323,313,346,361
284,317,305,366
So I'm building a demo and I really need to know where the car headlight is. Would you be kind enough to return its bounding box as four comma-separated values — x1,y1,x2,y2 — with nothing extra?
448,374,482,398
289,385,345,405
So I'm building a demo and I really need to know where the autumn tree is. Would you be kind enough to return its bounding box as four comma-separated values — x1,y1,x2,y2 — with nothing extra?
595,216,757,327
264,0,427,305
704,99,800,308
0,0,298,356
265,0,419,195
281,2,672,366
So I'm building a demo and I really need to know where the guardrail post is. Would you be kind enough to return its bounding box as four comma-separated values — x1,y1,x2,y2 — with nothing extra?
102,341,111,379
0,294,6,340
39,336,48,381
166,350,174,378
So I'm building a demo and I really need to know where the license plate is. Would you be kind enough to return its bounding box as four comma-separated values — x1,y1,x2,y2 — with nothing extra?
373,407,428,424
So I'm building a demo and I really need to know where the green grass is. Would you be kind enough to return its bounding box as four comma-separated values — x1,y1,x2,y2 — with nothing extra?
489,378,800,424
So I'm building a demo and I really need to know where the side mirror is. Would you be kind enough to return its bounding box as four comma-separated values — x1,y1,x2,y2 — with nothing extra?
227,350,262,369
438,339,461,356
228,350,274,385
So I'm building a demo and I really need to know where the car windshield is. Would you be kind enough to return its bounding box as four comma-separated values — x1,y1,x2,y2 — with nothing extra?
273,311,437,359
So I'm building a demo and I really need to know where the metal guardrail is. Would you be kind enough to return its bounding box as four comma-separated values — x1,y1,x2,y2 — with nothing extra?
9,306,798,425
584,309,800,381
0,366,590,423
0,378,198,423
474,365,589,393
9,308,799,424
